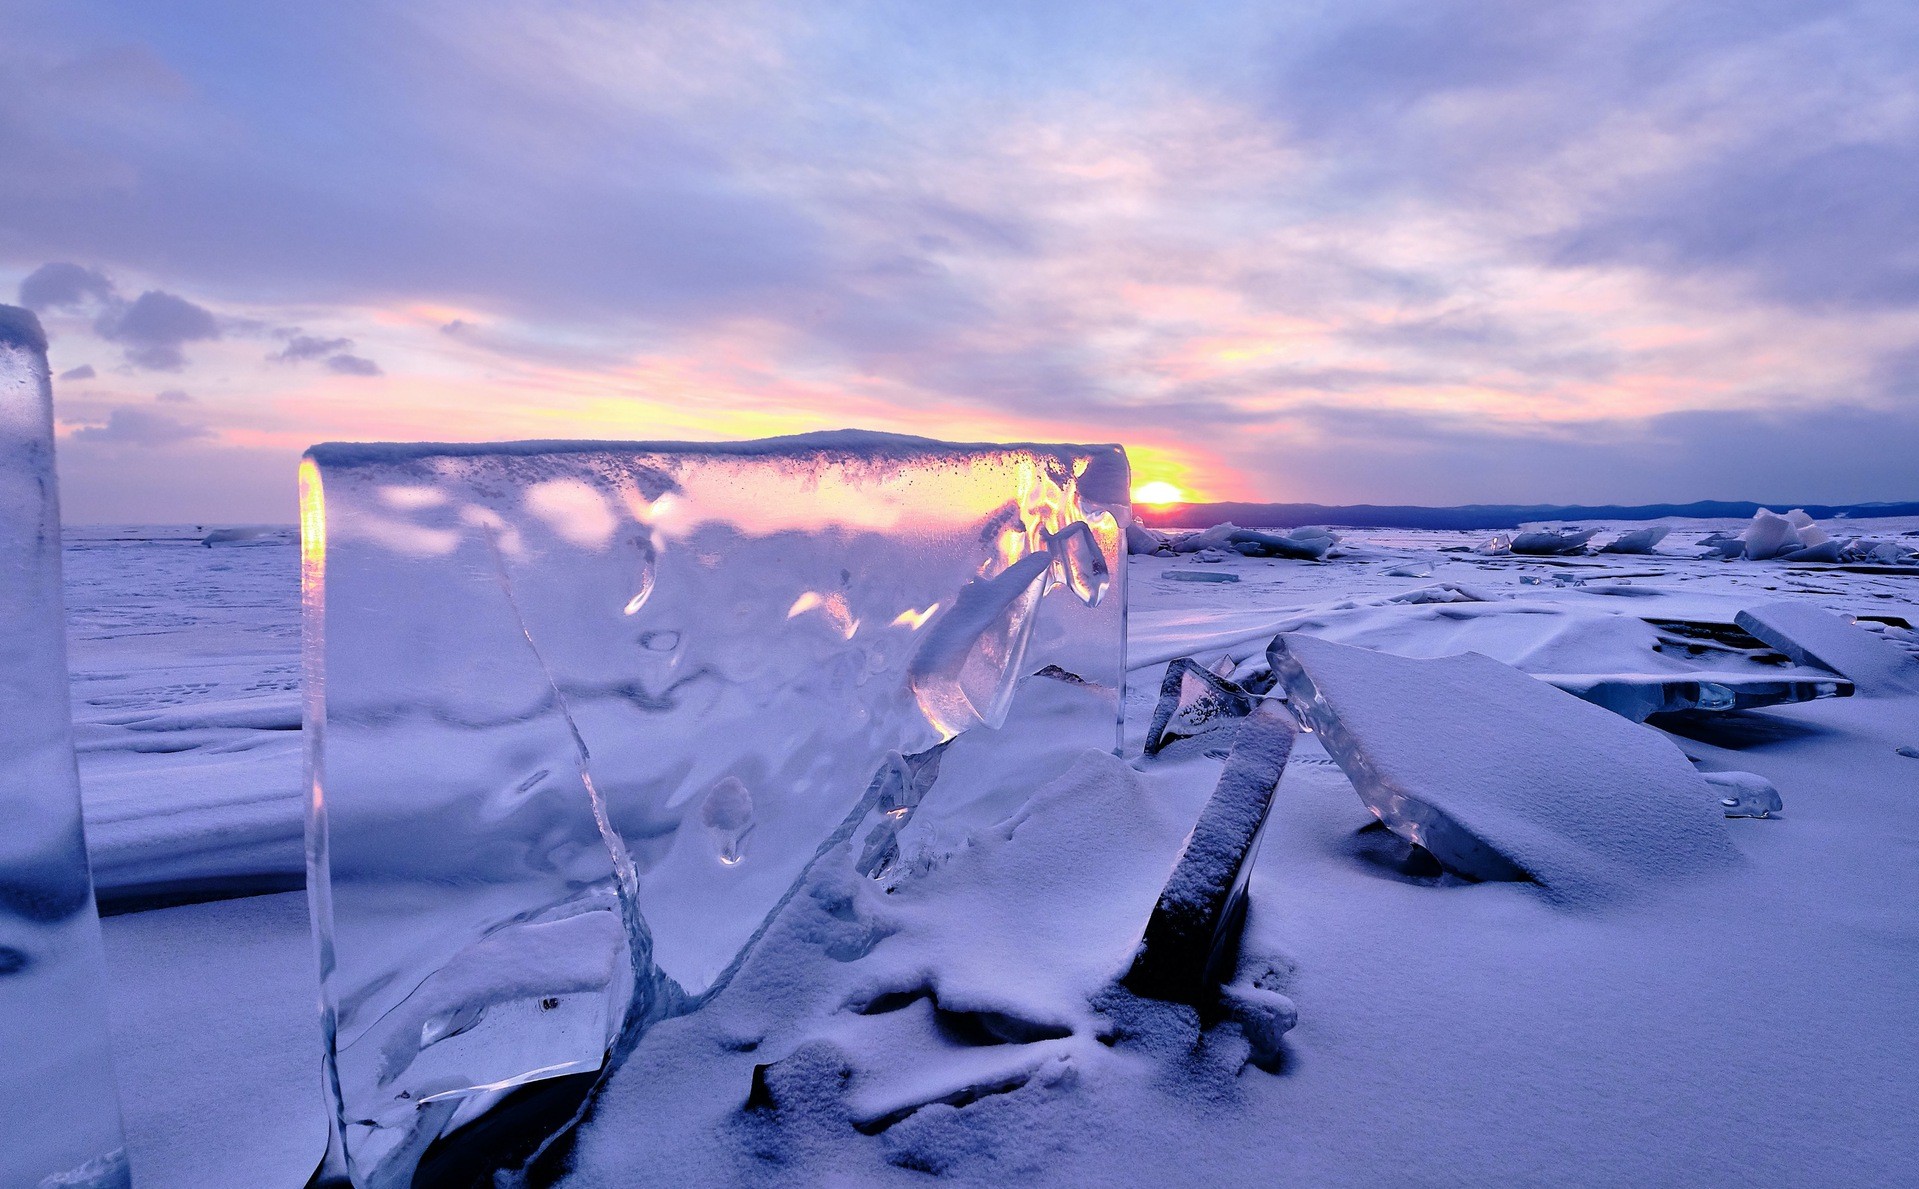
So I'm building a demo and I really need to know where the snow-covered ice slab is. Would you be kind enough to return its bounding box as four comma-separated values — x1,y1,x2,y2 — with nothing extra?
1539,672,1851,723
1128,699,1295,1004
1268,634,1738,901
301,433,1128,1185
0,306,131,1188
1734,602,1919,697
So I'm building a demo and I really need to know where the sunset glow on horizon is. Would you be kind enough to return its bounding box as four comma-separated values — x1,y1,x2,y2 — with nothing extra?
6,3,1916,523
1132,481,1184,506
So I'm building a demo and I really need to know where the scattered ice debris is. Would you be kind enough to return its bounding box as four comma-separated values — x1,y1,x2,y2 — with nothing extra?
1541,673,1851,723
1601,525,1671,554
1143,659,1255,755
1125,522,1171,555
1388,582,1494,604
1510,528,1598,555
1227,527,1336,561
0,304,132,1189
1741,509,1802,560
1474,533,1512,555
1196,548,1230,563
1218,981,1298,1066
1700,772,1783,819
1127,700,1296,1005
1169,523,1242,553
1268,633,1739,901
1521,573,1585,587
1162,570,1239,584
1735,602,1919,696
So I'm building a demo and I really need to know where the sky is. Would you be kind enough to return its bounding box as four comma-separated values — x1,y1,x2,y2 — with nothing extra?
4,0,1917,523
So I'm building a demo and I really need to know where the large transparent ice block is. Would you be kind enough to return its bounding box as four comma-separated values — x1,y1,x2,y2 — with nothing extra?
0,306,131,1189
302,433,1128,1185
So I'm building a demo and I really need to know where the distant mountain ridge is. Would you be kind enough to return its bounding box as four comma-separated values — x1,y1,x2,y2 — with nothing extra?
1137,499,1919,531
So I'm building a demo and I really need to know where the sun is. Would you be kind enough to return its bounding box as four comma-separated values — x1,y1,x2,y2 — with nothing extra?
1132,480,1184,506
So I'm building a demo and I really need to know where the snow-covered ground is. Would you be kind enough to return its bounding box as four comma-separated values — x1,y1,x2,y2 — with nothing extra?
76,518,1919,1186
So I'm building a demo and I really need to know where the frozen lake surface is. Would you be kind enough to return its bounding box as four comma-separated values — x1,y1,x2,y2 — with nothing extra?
75,519,1919,1186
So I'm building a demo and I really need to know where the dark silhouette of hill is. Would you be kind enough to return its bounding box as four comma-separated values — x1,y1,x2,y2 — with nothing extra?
1138,500,1919,531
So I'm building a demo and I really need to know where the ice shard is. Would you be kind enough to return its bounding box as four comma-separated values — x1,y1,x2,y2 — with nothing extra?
1735,602,1919,697
1143,658,1255,755
301,433,1128,1185
0,306,131,1189
1268,634,1738,901
1539,672,1852,722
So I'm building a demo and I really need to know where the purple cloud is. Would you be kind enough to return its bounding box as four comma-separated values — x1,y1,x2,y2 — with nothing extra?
70,405,211,446
94,290,221,370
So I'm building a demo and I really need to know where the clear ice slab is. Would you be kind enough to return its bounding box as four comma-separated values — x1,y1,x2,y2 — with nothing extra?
301,433,1129,1185
1268,633,1738,901
1539,672,1852,722
1735,602,1919,697
0,306,131,1189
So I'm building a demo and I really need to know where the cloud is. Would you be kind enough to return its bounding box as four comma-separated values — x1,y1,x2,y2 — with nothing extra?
155,388,192,402
58,364,96,381
323,353,383,376
93,290,221,370
18,262,117,311
269,334,353,362
69,405,211,446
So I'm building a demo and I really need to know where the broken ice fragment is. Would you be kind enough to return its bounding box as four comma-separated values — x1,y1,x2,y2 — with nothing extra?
1228,527,1334,560
1143,659,1255,755
1510,528,1598,555
908,550,1051,738
1541,672,1852,723
1220,982,1298,1065
1268,633,1738,900
1601,525,1671,554
1700,771,1783,819
1734,602,1919,696
0,306,133,1189
853,744,951,879
1127,700,1295,1006
1044,518,1112,607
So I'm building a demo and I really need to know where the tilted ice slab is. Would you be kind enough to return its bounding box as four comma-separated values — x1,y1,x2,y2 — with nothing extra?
302,433,1128,1186
1268,634,1739,902
1735,602,1919,697
0,306,131,1188
1143,658,1253,755
1538,671,1852,722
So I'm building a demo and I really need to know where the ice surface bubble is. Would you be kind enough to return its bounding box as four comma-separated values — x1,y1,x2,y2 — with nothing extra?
700,777,755,865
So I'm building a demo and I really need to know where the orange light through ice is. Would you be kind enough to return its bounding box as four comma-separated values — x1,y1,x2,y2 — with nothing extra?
1133,481,1183,506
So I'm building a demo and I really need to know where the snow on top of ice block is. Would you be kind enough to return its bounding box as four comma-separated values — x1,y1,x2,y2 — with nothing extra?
1271,633,1740,904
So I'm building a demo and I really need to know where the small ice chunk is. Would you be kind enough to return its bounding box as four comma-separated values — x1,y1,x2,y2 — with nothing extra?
1144,658,1255,755
853,744,950,878
1780,540,1842,563
1896,745,1919,759
1700,771,1783,819
1162,570,1240,584
1601,525,1670,554
1735,602,1919,696
1127,700,1296,1005
1126,522,1170,555
1269,633,1739,900
1475,534,1513,555
1510,528,1598,555
1170,523,1241,553
1741,510,1799,560
908,551,1051,736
